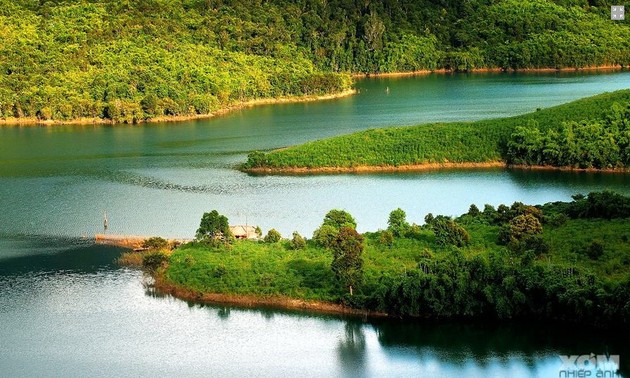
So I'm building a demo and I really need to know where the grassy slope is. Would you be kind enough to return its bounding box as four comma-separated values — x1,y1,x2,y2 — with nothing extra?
244,89,630,169
165,218,630,304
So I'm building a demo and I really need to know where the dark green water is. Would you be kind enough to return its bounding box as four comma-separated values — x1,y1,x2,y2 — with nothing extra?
1,72,630,376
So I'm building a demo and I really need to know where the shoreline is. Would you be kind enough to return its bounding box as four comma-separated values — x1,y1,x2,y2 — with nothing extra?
153,274,388,319
353,65,626,78
2,65,626,127
0,89,357,127
243,161,630,175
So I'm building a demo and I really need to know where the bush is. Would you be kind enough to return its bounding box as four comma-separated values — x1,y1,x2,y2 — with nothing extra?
379,230,394,248
142,236,169,250
264,229,282,243
142,251,169,272
290,232,306,250
587,240,605,260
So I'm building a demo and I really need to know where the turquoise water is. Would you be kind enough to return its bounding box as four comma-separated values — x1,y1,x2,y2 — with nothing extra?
1,71,630,377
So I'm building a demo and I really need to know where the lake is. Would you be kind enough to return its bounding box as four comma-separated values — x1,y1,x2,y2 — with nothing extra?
1,71,629,377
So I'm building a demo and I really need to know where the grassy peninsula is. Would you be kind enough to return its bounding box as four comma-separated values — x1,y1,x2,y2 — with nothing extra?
242,89,630,172
2,0,629,124
132,192,630,328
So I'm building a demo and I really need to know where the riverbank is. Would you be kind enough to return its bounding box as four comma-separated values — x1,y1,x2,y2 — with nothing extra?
241,89,630,174
153,273,387,318
0,89,356,127
244,162,630,175
353,65,626,78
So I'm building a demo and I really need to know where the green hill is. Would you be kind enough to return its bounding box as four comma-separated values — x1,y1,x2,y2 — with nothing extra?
1,0,629,124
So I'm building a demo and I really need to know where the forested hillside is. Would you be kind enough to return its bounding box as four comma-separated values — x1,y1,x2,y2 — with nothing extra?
1,0,628,123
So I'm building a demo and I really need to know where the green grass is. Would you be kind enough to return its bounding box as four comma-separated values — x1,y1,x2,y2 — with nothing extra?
544,219,630,280
243,89,630,169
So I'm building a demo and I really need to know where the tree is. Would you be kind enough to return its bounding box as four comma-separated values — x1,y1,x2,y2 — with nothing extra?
313,224,339,248
467,204,481,217
264,229,282,243
379,230,394,248
431,216,471,248
196,210,231,244
387,208,409,237
499,213,543,252
322,209,357,230
290,231,306,250
331,227,364,296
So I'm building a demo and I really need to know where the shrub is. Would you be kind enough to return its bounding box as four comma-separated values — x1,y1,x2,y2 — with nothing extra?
587,240,605,260
379,230,394,247
142,236,169,250
142,251,169,272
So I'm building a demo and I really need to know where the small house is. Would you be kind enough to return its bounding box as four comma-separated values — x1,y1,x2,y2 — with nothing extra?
229,225,259,240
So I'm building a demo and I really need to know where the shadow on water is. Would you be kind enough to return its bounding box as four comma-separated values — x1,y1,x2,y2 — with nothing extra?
371,319,629,375
506,169,630,194
0,235,126,276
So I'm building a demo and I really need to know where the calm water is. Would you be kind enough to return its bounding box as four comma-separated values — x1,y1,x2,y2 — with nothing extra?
1,71,630,377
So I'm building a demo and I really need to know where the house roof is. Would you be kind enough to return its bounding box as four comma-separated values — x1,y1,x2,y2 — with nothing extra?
229,225,257,237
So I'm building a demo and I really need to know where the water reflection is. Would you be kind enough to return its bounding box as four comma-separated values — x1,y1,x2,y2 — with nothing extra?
337,321,367,377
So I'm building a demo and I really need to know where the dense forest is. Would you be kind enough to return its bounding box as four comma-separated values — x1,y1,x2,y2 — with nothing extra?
1,0,629,123
506,102,630,168
129,191,630,329
242,90,630,171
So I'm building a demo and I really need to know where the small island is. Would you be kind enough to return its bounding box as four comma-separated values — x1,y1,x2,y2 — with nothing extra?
241,90,630,174
120,192,630,329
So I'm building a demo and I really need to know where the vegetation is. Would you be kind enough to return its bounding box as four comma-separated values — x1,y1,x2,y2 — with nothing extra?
330,227,365,296
506,102,630,168
142,250,170,272
264,229,282,243
313,209,357,248
387,208,410,237
161,192,630,329
2,1,629,123
196,210,232,245
142,237,169,250
290,232,306,250
243,90,630,171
